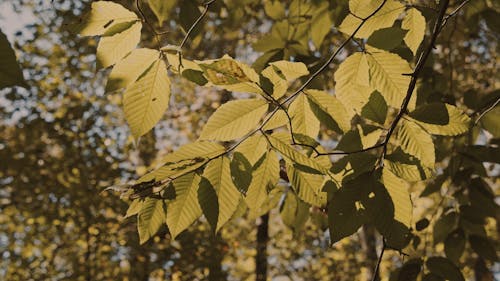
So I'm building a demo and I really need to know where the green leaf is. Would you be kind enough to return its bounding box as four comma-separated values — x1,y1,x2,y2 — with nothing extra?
264,1,285,20
267,133,329,175
433,212,458,245
234,134,268,165
366,49,413,108
245,151,280,210
469,235,498,262
311,2,332,48
287,162,327,207
125,199,143,218
409,104,471,136
328,174,368,244
230,152,253,194
384,159,432,182
96,21,142,69
149,0,178,26
123,59,171,138
197,177,219,232
409,103,450,125
281,191,310,233
269,60,309,81
367,27,407,51
199,57,263,95
444,229,465,264
106,48,159,92
426,257,465,281
394,259,422,281
480,106,500,137
289,94,320,138
305,89,352,133
361,91,388,124
397,119,435,167
0,29,25,89
382,169,412,229
138,198,166,244
339,0,405,39
75,1,138,36
402,8,426,55
261,64,288,99
335,52,374,113
202,157,242,231
166,173,202,239
199,99,269,141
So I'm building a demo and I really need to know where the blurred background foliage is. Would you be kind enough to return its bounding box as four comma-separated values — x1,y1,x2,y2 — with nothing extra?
0,0,498,280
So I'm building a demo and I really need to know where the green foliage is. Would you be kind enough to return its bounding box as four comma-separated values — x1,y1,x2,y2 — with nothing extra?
38,0,499,279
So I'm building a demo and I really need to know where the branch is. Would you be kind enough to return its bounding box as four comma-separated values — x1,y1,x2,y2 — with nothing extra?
474,97,500,126
129,0,391,199
371,240,386,281
440,0,470,31
136,0,168,51
378,0,451,164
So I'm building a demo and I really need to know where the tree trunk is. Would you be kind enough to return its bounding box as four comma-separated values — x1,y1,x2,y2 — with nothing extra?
361,225,379,281
256,213,269,281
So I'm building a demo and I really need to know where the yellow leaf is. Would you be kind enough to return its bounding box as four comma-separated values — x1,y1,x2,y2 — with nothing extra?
96,21,142,68
76,1,138,36
402,8,426,55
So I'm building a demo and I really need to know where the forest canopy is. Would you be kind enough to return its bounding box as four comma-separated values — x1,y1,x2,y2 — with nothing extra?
0,0,498,280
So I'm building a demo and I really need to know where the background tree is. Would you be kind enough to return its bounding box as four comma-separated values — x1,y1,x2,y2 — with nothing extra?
0,0,498,280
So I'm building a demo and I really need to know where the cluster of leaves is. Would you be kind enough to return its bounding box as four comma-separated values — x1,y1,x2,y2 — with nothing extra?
72,0,498,279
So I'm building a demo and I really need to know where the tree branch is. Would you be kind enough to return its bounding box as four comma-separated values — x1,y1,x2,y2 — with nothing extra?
378,0,451,164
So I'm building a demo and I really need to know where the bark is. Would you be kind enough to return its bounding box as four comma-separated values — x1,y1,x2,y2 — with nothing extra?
256,213,269,281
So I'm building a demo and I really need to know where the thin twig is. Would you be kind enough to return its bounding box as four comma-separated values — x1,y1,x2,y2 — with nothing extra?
177,0,216,69
136,0,163,51
474,97,500,126
371,240,386,281
440,0,470,31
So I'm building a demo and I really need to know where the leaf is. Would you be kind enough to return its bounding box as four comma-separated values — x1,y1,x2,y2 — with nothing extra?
366,49,413,108
137,198,166,244
287,162,327,207
433,212,458,245
267,133,329,175
480,106,500,137
361,91,388,124
245,151,280,210
261,65,288,99
75,1,138,36
125,199,143,218
149,0,178,26
96,21,142,69
269,60,309,81
197,177,219,232
199,57,263,95
397,119,435,167
339,0,405,39
409,104,471,136
106,48,159,92
469,235,498,262
409,103,450,125
199,99,269,141
444,229,465,264
202,157,242,231
123,59,170,138
166,173,202,239
382,169,412,228
311,2,332,48
335,52,374,113
305,90,352,133
281,191,310,232
230,152,253,194
367,27,407,51
139,141,225,183
402,8,426,55
328,175,367,244
426,257,465,281
288,94,320,138
0,29,25,88
384,159,432,182
264,1,285,20
262,109,288,131
234,134,268,165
